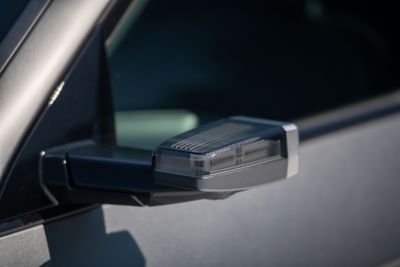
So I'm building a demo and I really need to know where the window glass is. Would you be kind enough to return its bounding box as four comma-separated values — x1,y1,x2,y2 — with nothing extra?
108,0,400,124
0,0,30,43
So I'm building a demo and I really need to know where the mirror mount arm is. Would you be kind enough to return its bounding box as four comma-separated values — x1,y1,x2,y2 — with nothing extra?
40,116,298,207
40,141,231,207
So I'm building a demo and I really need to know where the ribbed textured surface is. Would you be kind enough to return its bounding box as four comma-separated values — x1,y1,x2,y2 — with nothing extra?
170,122,255,153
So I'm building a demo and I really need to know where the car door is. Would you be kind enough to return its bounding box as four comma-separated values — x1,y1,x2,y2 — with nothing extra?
1,0,400,266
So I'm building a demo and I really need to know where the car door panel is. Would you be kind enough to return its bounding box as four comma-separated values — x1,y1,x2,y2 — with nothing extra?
42,113,400,266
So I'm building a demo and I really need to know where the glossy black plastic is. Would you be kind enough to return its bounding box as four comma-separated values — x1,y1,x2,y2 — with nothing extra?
41,142,233,206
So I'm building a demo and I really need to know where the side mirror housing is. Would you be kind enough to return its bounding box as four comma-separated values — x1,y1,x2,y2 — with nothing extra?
41,116,298,206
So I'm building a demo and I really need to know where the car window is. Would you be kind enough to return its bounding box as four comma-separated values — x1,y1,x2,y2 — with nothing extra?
0,0,30,43
108,0,400,125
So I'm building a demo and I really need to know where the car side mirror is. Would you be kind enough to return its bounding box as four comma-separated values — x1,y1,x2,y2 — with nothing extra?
0,27,300,226
0,1,298,224
41,116,298,206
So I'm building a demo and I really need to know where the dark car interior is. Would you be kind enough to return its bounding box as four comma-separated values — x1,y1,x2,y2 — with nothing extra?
110,0,400,121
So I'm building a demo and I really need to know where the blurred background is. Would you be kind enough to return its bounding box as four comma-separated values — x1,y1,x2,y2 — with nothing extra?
109,0,400,122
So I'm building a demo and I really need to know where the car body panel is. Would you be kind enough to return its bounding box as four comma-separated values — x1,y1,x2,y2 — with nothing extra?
0,0,111,184
39,113,400,266
0,225,50,266
0,1,400,266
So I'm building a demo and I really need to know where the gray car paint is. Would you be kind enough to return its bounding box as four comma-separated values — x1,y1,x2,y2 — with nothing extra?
37,113,400,266
0,0,112,184
0,0,400,266
0,225,50,266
